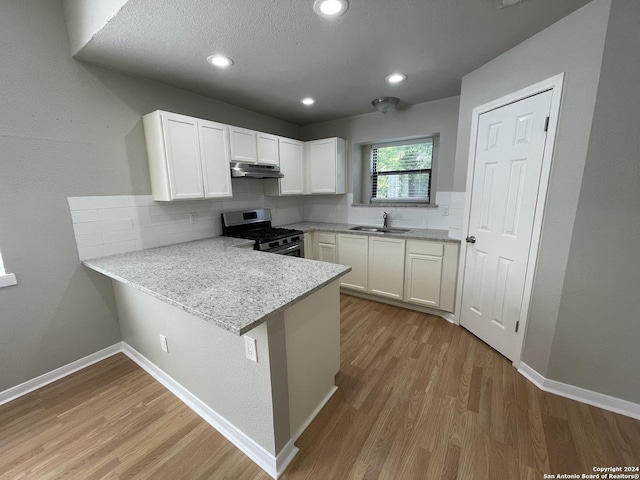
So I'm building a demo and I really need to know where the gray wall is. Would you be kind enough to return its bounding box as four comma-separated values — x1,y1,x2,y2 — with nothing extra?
0,0,300,392
454,0,611,375
546,0,640,403
63,0,128,55
114,281,279,454
300,96,460,194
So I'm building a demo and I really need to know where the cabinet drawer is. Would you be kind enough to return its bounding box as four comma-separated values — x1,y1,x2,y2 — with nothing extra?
317,232,336,245
406,240,444,257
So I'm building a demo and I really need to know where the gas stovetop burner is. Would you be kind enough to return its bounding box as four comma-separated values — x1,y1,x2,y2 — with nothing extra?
221,209,305,253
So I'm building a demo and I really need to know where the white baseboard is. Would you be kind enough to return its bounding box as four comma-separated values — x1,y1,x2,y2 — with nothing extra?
275,438,299,478
291,385,338,442
121,344,287,479
341,289,457,324
0,343,123,406
518,362,640,421
0,341,301,478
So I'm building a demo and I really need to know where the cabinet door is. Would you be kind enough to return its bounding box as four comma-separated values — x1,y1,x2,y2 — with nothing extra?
160,112,204,200
368,237,405,300
318,243,336,263
308,138,337,194
229,127,257,163
278,138,305,195
257,133,279,166
338,234,368,292
199,120,233,198
404,253,443,307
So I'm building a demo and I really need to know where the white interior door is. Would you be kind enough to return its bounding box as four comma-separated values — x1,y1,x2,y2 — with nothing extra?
460,90,553,362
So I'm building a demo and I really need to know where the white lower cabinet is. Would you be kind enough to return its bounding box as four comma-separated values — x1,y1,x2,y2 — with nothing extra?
303,233,312,259
403,240,459,312
404,252,443,307
337,234,368,292
368,237,406,300
316,232,336,263
314,231,459,313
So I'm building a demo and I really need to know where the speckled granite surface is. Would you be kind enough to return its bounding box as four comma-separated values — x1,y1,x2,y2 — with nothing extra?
283,222,460,243
83,237,350,336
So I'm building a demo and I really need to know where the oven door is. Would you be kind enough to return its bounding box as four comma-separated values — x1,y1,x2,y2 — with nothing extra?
267,242,304,257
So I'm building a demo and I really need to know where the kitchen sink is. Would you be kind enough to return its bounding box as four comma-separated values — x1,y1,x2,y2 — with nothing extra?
349,226,411,234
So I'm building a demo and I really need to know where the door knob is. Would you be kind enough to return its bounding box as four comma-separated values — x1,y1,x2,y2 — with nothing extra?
466,236,476,244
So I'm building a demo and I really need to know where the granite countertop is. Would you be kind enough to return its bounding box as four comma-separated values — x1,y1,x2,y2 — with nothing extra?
82,237,350,336
283,221,460,243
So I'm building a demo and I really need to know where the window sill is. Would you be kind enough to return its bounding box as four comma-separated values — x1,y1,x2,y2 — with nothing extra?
352,203,439,209
0,273,17,288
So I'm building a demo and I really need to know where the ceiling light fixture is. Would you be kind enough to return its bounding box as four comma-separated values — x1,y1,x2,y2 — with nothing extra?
206,54,234,68
301,97,315,106
386,73,407,84
499,0,530,8
313,0,348,18
371,97,400,114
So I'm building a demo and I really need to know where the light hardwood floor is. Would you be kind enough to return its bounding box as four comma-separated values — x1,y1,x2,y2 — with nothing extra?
1,295,639,479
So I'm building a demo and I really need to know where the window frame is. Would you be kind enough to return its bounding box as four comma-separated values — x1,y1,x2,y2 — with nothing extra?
370,137,435,204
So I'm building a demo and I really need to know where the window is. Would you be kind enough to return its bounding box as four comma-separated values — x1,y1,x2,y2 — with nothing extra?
370,138,434,203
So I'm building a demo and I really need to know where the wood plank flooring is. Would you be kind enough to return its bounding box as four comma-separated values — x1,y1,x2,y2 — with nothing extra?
1,295,639,479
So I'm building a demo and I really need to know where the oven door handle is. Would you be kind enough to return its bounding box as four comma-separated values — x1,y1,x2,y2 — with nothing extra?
270,243,302,254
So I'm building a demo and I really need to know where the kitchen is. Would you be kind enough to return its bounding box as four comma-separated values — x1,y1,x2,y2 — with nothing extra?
1,0,639,478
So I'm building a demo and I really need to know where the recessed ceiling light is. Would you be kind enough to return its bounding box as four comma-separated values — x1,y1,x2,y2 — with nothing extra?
313,0,348,18
206,54,234,68
386,73,407,84
301,97,315,106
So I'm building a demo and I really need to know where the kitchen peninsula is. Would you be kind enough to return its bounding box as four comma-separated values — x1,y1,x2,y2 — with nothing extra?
83,237,350,478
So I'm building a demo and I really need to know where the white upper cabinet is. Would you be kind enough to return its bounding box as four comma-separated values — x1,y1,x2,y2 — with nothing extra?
256,133,280,166
266,138,305,196
143,111,232,201
229,126,257,163
199,120,233,199
307,137,347,194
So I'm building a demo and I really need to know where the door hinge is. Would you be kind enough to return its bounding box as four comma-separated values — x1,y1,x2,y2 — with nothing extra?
515,321,520,333
544,116,550,132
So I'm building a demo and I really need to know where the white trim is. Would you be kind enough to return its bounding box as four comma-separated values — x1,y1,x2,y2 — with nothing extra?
276,438,299,478
518,363,640,421
340,289,456,323
291,385,338,442
455,73,565,364
121,343,288,479
0,272,17,288
0,343,123,406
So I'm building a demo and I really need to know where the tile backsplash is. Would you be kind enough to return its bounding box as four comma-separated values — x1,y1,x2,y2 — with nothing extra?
69,179,304,260
69,181,466,261
302,191,466,238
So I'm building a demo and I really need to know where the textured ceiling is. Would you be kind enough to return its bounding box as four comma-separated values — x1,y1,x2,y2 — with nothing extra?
75,0,591,125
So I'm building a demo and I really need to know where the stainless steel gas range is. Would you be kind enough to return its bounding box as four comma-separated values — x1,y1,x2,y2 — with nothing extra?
221,208,304,257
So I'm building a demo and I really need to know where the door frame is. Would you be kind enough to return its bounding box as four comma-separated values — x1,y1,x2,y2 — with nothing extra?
454,73,565,367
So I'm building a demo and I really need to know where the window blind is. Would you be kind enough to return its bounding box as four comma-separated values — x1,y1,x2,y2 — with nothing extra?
371,138,433,203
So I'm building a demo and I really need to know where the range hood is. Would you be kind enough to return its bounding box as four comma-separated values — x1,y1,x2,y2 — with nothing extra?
230,162,284,179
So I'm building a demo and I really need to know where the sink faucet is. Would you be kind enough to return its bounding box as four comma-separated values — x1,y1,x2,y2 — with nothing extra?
383,212,389,228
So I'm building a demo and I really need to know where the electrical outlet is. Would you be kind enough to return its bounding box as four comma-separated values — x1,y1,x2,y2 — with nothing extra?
442,206,450,216
159,334,169,353
244,336,258,362
190,213,198,224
